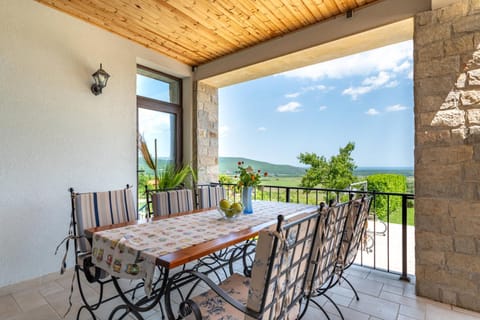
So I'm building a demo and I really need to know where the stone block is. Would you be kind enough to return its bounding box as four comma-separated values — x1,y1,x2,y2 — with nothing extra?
415,76,457,97
454,236,477,254
417,129,451,145
467,109,480,124
416,279,441,301
451,126,469,141
416,250,446,266
416,41,445,63
467,68,480,85
415,11,433,27
455,73,467,89
416,145,473,164
457,293,480,313
453,14,480,33
416,56,460,78
431,109,465,127
446,253,480,273
418,111,438,127
445,34,475,56
434,1,469,23
440,288,457,305
440,91,461,110
415,197,449,215
460,90,480,105
415,231,454,251
472,0,480,14
415,24,451,46
418,95,449,112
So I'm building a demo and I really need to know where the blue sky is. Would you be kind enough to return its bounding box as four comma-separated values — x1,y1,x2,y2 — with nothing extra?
219,40,414,168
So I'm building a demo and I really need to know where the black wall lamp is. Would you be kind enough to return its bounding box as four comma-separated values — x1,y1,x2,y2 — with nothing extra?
91,63,110,95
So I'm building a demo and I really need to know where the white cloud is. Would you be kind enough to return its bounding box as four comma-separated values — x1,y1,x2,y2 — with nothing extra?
285,92,301,98
342,71,398,100
386,104,408,112
285,85,333,99
257,127,267,132
277,101,302,112
342,86,373,100
319,105,327,111
366,108,380,115
280,40,413,80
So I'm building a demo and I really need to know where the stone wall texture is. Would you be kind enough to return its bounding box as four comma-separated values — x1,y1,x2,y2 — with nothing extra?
414,0,480,312
194,81,219,184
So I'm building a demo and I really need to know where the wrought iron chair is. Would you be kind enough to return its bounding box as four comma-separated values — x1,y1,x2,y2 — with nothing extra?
197,184,226,209
145,187,195,217
301,200,351,320
58,185,137,319
165,211,322,320
335,195,373,300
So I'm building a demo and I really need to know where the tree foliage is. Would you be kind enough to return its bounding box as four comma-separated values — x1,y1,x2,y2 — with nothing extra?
367,174,406,220
298,142,357,190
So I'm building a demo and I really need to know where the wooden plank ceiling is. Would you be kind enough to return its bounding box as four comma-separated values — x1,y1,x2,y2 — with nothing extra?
36,0,380,66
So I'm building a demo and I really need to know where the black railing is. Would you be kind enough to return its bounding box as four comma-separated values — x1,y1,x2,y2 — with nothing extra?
220,183,415,280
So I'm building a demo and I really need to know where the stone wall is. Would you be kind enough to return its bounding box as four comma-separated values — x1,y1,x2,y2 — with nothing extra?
193,81,219,184
414,0,480,311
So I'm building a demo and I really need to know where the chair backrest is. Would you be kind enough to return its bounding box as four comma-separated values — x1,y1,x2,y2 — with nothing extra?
147,188,194,217
71,185,136,253
197,184,226,209
246,211,322,320
337,196,372,269
307,200,351,292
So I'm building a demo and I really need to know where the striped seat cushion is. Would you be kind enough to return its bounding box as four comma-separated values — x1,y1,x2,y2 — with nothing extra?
74,187,136,252
197,185,226,209
151,189,194,216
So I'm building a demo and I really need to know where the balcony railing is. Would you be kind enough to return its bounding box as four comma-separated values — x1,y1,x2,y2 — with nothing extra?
220,183,415,280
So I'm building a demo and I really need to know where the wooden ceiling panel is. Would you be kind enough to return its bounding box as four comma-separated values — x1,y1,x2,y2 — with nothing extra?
36,0,380,66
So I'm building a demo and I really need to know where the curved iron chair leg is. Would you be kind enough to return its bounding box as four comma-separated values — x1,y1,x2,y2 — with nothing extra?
340,274,360,301
77,305,97,320
308,297,331,320
323,294,344,320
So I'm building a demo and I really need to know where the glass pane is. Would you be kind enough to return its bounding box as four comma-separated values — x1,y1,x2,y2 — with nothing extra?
136,68,180,104
138,108,176,176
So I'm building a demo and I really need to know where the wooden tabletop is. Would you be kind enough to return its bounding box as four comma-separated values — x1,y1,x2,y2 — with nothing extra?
85,202,317,269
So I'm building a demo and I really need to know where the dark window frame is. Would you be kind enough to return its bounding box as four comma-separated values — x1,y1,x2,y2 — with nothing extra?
136,65,183,167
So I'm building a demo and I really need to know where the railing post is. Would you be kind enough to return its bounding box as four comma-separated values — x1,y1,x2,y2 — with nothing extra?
400,194,410,282
286,187,290,203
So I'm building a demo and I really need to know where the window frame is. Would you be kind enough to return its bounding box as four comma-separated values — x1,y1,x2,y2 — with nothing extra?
136,65,183,167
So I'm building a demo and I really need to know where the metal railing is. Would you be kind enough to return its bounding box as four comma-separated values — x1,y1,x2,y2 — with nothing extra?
220,183,415,280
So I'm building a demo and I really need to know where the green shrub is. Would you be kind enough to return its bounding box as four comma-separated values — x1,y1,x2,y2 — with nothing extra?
367,174,406,220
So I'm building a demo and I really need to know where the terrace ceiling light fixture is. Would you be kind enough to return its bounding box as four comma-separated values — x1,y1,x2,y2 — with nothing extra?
91,63,110,95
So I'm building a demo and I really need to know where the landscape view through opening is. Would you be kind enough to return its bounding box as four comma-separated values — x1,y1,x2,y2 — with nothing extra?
219,40,414,183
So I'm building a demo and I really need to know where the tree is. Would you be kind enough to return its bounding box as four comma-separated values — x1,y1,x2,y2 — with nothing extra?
298,142,357,190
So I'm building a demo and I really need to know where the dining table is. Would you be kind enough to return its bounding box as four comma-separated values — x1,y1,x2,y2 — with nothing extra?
84,200,319,318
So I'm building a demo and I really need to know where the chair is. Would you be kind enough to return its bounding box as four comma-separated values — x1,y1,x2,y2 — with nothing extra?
335,195,373,300
165,211,322,320
197,184,226,209
301,200,351,320
59,185,137,319
145,187,194,217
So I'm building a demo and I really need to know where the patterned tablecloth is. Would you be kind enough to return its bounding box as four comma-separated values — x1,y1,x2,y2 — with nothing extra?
91,201,317,294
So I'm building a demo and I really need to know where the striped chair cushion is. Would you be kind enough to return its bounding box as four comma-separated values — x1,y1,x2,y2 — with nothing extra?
307,200,350,292
197,185,226,209
151,189,194,216
338,196,372,268
74,187,136,252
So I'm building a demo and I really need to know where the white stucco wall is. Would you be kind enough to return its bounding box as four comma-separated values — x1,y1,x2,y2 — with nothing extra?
0,1,191,287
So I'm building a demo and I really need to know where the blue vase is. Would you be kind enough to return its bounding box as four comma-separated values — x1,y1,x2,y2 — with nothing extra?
242,186,253,214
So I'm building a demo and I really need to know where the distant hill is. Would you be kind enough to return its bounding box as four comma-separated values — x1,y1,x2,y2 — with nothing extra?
219,157,306,177
219,157,413,177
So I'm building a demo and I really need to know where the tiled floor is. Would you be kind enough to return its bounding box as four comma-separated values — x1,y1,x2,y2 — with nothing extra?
1,265,479,320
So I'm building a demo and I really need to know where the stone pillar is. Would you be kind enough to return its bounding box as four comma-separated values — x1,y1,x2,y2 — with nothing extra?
193,81,219,184
414,0,480,312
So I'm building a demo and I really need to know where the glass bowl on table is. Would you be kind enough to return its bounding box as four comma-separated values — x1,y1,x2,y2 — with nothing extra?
217,200,243,221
